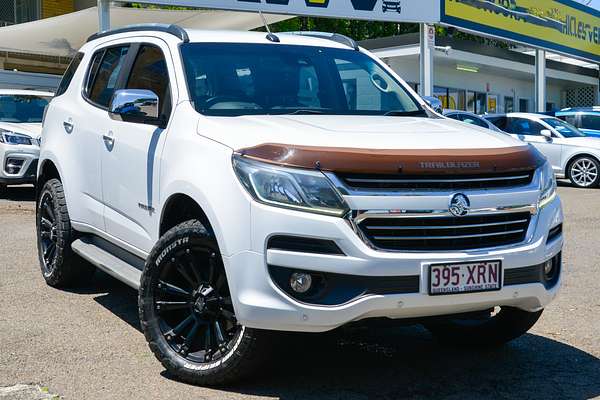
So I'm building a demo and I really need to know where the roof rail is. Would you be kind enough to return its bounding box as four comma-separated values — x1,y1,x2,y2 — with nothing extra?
87,24,189,43
283,31,359,50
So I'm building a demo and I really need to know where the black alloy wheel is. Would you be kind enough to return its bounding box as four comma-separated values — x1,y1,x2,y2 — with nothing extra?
36,178,95,287
155,246,240,363
38,189,59,275
140,220,274,386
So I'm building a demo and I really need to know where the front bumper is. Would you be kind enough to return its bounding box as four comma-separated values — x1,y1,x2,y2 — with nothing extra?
0,143,39,184
224,193,563,333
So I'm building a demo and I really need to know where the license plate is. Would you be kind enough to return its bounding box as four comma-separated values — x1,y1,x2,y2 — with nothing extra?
429,261,502,295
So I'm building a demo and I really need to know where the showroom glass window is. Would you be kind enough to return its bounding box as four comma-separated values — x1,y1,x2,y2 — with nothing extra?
125,45,172,119
180,43,422,116
85,45,130,108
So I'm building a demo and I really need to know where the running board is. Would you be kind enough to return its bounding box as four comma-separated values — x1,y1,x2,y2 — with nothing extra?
71,236,146,289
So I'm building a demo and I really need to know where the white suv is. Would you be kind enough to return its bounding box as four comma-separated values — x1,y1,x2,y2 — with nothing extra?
0,89,53,190
37,25,564,385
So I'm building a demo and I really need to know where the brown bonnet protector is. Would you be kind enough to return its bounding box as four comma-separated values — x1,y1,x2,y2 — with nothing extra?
236,143,546,175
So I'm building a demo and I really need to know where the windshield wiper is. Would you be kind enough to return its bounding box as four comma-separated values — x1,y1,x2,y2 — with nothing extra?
384,110,428,117
283,109,326,115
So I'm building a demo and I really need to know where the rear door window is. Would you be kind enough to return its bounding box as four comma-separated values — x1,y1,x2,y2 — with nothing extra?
86,45,130,108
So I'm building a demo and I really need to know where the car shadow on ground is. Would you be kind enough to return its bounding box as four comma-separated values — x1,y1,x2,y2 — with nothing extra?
86,271,600,400
0,185,36,201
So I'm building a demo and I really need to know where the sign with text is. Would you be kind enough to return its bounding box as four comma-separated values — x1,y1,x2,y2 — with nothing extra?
441,0,600,63
131,0,440,23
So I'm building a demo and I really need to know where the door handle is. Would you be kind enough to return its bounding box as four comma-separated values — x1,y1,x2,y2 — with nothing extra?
103,132,115,150
63,119,74,134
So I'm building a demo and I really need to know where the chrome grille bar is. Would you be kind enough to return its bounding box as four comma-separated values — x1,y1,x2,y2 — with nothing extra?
365,219,529,231
372,229,525,241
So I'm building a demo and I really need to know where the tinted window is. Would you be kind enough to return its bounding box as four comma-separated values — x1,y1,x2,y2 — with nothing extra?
181,43,422,117
485,116,508,130
87,46,129,108
0,95,52,123
542,118,585,138
580,115,600,131
445,113,461,121
126,45,171,118
462,115,489,128
55,52,83,97
508,118,544,135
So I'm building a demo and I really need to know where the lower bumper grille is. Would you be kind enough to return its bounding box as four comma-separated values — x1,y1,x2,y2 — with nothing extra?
358,212,532,251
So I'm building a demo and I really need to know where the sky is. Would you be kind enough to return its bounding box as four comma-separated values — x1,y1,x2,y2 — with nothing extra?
582,0,600,10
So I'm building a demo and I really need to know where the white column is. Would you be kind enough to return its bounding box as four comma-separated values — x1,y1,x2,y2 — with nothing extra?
535,49,546,112
98,0,110,33
419,23,434,97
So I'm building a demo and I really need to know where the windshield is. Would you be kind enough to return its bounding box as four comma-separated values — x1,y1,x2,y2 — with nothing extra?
0,95,51,123
542,118,585,138
181,43,423,117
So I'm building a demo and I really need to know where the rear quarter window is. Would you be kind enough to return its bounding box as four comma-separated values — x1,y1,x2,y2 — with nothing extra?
55,52,84,97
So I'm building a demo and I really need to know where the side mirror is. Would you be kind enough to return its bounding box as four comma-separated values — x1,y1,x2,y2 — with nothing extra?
540,129,553,141
422,96,443,114
109,89,161,126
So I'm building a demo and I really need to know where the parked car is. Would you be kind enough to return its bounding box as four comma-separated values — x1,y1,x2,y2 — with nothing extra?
38,25,563,385
444,110,506,132
422,95,443,113
484,112,600,188
0,89,53,190
554,108,600,138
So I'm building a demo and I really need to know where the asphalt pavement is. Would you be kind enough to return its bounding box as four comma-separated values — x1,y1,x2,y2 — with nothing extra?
0,184,599,399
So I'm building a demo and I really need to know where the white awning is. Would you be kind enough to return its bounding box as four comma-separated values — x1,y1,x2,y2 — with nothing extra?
0,6,291,57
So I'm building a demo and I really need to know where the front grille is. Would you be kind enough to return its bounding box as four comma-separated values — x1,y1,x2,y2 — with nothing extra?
337,171,534,191
358,212,531,251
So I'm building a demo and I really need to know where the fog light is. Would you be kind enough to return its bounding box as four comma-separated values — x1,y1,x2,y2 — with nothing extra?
290,272,312,294
543,260,553,275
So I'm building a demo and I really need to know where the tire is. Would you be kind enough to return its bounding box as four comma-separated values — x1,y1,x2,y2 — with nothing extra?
567,156,600,188
139,219,275,386
36,178,95,287
424,306,543,347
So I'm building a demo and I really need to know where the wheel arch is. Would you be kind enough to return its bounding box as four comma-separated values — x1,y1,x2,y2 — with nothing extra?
159,192,215,239
565,152,600,176
36,158,62,199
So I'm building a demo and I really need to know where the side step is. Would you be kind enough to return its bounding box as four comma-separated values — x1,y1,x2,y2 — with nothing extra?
71,236,146,289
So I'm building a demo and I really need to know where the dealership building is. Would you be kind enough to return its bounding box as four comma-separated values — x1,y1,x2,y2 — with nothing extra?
362,33,599,113
0,0,598,113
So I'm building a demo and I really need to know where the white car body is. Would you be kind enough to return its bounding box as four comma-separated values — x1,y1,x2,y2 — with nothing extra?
487,112,600,180
0,89,53,185
39,28,563,335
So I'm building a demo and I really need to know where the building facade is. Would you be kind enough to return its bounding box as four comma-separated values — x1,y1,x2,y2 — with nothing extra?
362,34,599,112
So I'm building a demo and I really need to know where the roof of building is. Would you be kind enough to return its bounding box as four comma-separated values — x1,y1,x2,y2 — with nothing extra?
360,33,598,78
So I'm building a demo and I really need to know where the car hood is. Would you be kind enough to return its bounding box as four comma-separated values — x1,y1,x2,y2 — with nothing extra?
0,121,42,138
198,115,523,151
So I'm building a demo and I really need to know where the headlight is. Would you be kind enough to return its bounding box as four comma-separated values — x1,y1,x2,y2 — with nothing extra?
0,129,33,145
539,161,557,209
233,155,349,217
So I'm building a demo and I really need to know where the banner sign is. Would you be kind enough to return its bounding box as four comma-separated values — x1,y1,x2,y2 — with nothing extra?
131,0,440,23
441,0,600,63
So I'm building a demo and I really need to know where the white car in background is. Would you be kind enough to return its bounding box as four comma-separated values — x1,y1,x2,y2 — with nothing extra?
0,89,53,190
485,112,600,188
